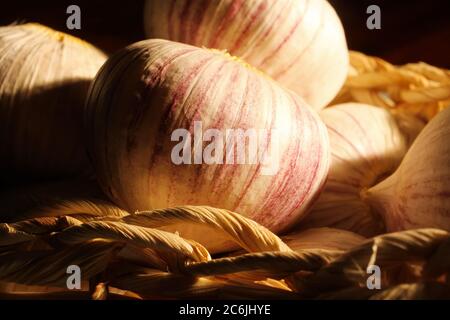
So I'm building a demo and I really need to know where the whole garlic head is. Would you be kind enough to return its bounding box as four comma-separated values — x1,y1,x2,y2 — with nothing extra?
298,103,408,236
0,23,107,181
143,0,349,110
85,39,330,252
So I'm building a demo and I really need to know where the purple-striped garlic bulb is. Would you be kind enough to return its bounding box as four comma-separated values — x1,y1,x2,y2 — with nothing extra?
364,106,450,232
143,0,349,111
0,23,107,181
85,39,330,252
299,103,408,237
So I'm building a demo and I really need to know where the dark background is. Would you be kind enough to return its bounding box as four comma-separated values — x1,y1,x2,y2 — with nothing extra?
0,0,449,68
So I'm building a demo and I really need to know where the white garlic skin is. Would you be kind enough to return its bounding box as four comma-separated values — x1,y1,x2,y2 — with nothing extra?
0,24,107,181
143,0,349,110
366,107,450,232
298,103,408,237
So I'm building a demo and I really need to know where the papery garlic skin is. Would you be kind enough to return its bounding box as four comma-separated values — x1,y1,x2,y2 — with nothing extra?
298,103,408,237
365,107,450,232
85,39,330,251
0,24,107,181
143,0,349,110
283,228,365,252
392,111,426,147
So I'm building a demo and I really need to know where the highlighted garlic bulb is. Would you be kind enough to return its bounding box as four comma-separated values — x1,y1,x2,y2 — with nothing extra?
85,39,330,251
365,107,450,232
143,0,349,110
299,103,408,236
0,23,107,181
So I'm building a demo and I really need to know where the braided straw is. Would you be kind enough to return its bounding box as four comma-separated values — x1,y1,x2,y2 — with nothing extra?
1,203,450,299
332,51,450,121
1,52,450,299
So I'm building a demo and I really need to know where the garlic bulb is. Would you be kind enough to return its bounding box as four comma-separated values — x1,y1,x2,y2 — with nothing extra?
85,39,330,252
298,103,408,236
0,23,107,181
283,228,365,252
364,107,450,232
143,0,349,110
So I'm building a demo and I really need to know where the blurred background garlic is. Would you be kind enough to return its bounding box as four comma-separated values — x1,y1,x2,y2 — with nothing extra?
0,24,107,183
297,103,408,237
364,107,450,232
143,0,349,110
85,39,330,252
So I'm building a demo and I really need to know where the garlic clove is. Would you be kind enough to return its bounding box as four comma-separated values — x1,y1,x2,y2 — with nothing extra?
0,23,107,182
85,39,330,253
365,107,450,232
297,103,408,237
143,0,349,110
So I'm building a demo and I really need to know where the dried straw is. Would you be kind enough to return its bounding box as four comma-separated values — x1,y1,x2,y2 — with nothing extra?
333,51,450,121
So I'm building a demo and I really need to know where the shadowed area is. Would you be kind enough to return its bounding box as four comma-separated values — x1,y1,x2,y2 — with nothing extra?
0,79,95,185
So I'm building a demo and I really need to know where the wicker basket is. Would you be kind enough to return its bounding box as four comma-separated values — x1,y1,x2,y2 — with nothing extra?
0,52,449,300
